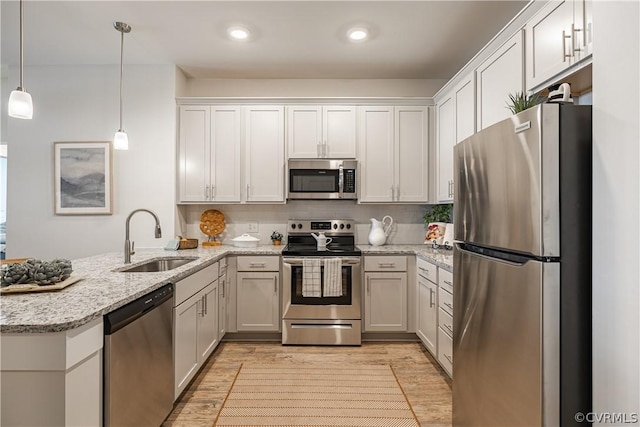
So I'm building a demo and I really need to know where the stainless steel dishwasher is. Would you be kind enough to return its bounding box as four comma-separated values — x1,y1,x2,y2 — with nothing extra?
104,284,174,427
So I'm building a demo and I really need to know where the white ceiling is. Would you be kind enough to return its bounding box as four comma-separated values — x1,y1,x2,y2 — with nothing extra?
0,1,529,79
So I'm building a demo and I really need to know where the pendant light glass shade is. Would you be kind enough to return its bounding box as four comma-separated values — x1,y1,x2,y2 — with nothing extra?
8,0,33,120
8,89,33,119
113,22,131,150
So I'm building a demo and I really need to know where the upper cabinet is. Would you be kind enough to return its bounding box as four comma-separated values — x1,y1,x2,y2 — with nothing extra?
358,106,429,203
476,30,524,131
525,0,592,91
287,106,356,159
245,106,286,203
178,105,242,203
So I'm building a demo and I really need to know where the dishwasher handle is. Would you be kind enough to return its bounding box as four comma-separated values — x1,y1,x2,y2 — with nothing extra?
104,283,174,335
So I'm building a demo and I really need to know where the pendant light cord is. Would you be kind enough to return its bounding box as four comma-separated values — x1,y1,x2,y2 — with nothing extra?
18,0,24,90
119,28,124,131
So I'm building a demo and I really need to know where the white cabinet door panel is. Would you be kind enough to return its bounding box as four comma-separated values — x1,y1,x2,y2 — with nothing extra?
364,272,407,332
454,75,476,143
211,107,241,202
197,282,218,362
173,296,199,399
324,106,356,158
287,106,322,158
178,106,210,202
236,272,280,331
395,107,429,202
417,276,438,356
358,107,395,202
437,94,455,202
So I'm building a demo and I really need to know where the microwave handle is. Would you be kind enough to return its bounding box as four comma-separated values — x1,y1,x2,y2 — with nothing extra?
338,165,344,198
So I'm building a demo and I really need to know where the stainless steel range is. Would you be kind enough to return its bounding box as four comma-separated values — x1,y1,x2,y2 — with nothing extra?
281,219,362,345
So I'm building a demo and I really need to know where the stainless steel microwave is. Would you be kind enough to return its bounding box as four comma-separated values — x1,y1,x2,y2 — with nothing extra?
287,159,357,200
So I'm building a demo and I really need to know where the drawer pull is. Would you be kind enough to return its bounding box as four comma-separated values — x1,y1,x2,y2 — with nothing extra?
444,323,453,335
443,280,452,286
444,354,453,364
378,263,396,268
249,263,266,268
443,302,453,311
429,288,434,308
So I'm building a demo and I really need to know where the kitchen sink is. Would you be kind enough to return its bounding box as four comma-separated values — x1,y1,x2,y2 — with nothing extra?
118,257,198,273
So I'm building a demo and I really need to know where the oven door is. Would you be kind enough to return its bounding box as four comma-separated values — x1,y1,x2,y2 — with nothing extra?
282,257,361,320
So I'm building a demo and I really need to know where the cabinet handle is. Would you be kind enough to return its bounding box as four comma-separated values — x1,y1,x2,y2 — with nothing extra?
249,262,266,268
444,354,453,364
444,323,453,335
429,288,434,308
444,280,452,286
391,186,395,200
367,277,370,295
274,280,277,295
378,263,396,268
317,142,321,157
395,185,400,201
323,141,327,158
246,184,249,199
204,295,208,316
221,280,225,298
572,23,582,53
444,302,453,311
562,29,573,62
204,184,209,200
211,186,215,200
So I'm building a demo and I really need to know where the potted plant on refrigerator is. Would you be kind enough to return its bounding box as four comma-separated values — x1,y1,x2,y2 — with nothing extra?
270,231,283,246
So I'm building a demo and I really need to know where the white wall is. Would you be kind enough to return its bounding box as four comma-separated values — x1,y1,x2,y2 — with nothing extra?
5,65,177,260
183,78,447,98
592,1,640,422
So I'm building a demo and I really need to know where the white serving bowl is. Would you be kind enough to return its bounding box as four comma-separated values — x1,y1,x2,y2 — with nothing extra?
230,233,260,248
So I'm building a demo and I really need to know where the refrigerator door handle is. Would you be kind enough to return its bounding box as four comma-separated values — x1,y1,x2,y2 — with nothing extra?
454,243,527,267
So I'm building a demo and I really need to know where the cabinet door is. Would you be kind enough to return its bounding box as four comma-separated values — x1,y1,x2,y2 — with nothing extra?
218,274,227,339
476,30,524,131
436,93,455,202
454,73,476,143
357,106,394,202
574,0,592,59
211,106,242,202
323,106,356,158
417,276,438,356
287,106,322,158
178,105,210,202
197,281,219,362
245,106,285,202
364,272,407,332
525,0,575,91
395,106,429,202
173,295,200,400
236,272,280,331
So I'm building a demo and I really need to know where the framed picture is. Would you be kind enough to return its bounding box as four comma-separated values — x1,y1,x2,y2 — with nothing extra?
54,141,113,215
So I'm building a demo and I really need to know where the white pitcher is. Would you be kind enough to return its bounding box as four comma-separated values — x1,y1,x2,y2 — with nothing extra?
368,215,393,246
311,231,333,251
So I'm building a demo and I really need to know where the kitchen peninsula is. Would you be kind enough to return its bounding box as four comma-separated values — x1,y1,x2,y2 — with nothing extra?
0,245,451,426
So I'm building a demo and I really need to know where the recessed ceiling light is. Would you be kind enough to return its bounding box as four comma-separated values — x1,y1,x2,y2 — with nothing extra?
228,26,250,41
347,27,369,42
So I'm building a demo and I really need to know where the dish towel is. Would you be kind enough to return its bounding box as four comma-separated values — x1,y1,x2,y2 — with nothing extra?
323,258,343,297
302,258,321,297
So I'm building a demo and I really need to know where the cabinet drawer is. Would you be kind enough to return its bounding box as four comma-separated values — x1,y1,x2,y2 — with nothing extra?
175,262,219,306
438,268,453,294
438,327,453,377
417,258,437,283
237,256,279,272
439,287,453,316
438,308,454,339
364,256,407,272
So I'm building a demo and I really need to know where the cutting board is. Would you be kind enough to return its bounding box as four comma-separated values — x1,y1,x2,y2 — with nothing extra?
0,276,83,294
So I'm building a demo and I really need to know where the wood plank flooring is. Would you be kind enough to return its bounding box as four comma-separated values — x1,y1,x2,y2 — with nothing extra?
163,341,452,427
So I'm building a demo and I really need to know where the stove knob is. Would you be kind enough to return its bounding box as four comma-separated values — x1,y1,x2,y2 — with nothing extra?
333,224,338,229
340,224,345,229
346,224,351,229
291,223,296,229
297,223,303,229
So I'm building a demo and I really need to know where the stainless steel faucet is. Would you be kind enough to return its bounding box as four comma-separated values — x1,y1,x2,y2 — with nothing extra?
124,209,162,263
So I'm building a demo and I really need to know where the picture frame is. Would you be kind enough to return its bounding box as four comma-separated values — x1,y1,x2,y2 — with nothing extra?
54,141,113,215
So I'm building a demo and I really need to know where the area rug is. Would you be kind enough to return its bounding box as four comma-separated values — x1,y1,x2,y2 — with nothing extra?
213,363,419,426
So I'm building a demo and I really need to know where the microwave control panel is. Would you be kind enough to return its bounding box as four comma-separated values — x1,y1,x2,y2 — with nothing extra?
344,170,356,193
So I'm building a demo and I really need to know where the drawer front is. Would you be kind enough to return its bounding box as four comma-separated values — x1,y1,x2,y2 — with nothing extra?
438,308,454,339
417,258,437,283
175,262,219,306
237,256,280,272
364,256,407,272
438,327,453,377
439,287,453,316
438,268,453,294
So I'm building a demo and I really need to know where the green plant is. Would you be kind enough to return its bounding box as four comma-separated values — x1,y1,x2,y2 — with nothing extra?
506,91,540,114
423,204,452,224
270,231,283,241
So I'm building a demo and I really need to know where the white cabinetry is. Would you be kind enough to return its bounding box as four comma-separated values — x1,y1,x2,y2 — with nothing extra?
173,262,220,399
525,0,592,91
218,257,228,339
436,93,455,202
244,106,285,202
363,256,408,332
287,106,356,158
437,268,454,377
178,105,241,202
358,106,429,203
476,30,524,131
416,258,438,355
236,256,280,331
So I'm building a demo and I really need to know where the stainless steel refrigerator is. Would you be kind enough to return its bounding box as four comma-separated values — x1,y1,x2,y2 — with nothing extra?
453,103,592,426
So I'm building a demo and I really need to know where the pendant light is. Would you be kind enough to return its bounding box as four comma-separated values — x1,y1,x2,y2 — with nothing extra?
8,0,33,120
113,22,131,150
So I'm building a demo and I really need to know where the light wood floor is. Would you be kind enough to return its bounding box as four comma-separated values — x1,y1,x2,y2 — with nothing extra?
163,341,452,427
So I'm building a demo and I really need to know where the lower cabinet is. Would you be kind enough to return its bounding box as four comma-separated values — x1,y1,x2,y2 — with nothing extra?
417,274,438,355
173,262,220,400
218,258,228,339
236,256,280,332
363,256,408,332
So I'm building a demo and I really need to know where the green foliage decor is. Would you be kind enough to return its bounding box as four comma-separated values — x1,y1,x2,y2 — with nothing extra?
506,91,540,114
270,231,283,241
423,204,452,224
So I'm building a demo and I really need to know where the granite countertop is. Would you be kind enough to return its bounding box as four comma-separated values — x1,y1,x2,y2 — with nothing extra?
1,243,452,334
0,245,283,334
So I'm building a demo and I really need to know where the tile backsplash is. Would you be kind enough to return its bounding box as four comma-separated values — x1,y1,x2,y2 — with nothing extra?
180,201,435,245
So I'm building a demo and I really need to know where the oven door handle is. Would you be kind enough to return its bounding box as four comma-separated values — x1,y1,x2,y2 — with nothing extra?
283,257,361,266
